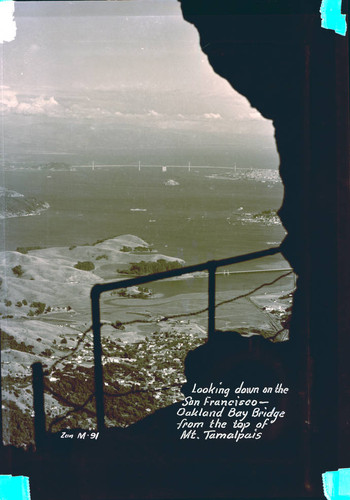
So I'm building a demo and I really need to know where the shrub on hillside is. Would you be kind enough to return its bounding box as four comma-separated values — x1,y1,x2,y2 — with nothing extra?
134,246,152,253
41,348,53,357
74,261,95,271
119,259,182,276
96,254,108,260
30,301,46,315
120,245,132,252
12,265,24,277
16,246,42,254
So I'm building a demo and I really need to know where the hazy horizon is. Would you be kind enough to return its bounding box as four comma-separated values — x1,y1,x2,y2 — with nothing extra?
0,0,278,167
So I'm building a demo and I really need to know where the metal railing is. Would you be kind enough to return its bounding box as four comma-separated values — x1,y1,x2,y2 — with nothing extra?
90,246,282,431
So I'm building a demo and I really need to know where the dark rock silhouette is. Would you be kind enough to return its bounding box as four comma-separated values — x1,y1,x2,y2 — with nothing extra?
2,332,299,499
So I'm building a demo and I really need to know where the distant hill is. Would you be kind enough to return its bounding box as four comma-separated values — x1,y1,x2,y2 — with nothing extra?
0,187,50,219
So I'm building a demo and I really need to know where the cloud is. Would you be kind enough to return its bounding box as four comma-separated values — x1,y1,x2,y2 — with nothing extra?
1,86,270,139
203,112,222,119
16,96,60,115
147,109,161,117
0,86,18,109
114,109,162,119
1,87,60,116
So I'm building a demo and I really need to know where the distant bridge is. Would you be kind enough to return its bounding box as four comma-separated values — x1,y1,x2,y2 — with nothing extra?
70,162,246,170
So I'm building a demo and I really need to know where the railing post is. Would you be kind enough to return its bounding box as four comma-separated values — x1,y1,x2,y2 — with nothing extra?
208,262,216,340
91,286,105,431
32,362,46,451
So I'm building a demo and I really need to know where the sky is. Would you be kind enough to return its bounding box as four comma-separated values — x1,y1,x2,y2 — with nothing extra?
0,0,278,166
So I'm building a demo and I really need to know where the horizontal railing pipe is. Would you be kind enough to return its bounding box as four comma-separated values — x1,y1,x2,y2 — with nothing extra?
90,246,281,296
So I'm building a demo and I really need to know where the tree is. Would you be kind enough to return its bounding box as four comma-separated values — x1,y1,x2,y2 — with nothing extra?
12,265,24,277
74,261,95,271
